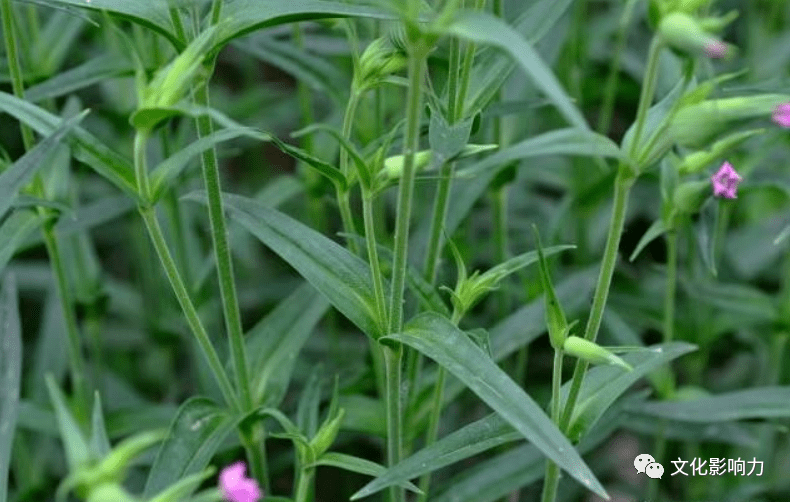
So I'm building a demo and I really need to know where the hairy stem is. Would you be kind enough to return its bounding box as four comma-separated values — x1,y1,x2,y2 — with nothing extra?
383,344,405,502
294,468,315,502
383,41,426,502
339,91,362,254
363,195,389,332
139,207,237,408
193,83,253,411
539,349,565,502
628,35,663,161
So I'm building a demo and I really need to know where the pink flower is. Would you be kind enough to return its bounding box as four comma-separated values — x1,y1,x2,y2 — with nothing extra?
710,161,742,199
704,40,728,59
772,102,789,128
219,462,262,502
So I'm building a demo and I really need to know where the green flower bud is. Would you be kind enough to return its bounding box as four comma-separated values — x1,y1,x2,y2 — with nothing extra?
533,227,568,350
677,129,762,175
354,37,407,92
672,179,710,215
381,150,433,179
309,409,345,458
670,94,787,148
659,12,732,59
57,430,165,500
563,336,633,371
140,26,218,113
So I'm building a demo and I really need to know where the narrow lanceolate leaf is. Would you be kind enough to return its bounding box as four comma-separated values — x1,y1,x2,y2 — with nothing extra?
143,398,236,498
456,128,622,180
559,342,697,442
247,283,330,407
385,312,607,499
463,0,576,115
88,393,111,459
234,37,346,102
352,413,520,500
0,93,137,198
0,211,44,275
0,111,85,220
150,127,272,201
431,394,630,502
448,11,588,129
32,0,178,48
45,375,90,470
0,275,22,502
628,386,790,422
184,192,382,339
214,1,393,52
25,54,133,103
315,452,421,495
629,219,669,262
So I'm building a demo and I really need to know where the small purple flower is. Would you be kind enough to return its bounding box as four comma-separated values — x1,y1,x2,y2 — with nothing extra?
219,462,262,502
711,161,742,199
772,102,789,128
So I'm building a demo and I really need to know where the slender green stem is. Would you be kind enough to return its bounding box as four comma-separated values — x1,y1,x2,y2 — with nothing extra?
339,91,362,254
446,37,461,123
415,366,445,502
539,349,565,502
383,52,425,502
1,0,35,149
387,48,425,334
414,309,460,501
628,35,663,161
645,420,668,500
191,80,269,488
363,195,389,332
242,423,271,495
292,23,326,233
454,0,487,118
539,167,634,502
192,83,253,411
423,161,456,284
404,31,463,426
492,185,511,315
42,225,90,417
168,7,187,44
559,167,634,432
555,30,664,455
138,206,237,407
160,128,194,290
134,130,152,202
597,0,639,135
210,0,223,25
663,231,677,343
294,468,314,502
646,230,678,500
383,344,405,502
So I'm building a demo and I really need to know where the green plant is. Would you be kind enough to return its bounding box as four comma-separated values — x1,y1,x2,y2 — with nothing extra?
1,1,788,502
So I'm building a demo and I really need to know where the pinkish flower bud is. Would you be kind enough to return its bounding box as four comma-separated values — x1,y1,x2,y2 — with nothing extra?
704,40,728,58
772,102,790,128
710,161,742,199
219,462,262,502
659,12,731,59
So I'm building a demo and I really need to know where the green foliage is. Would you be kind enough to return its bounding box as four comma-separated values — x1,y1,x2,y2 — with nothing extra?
1,1,787,502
